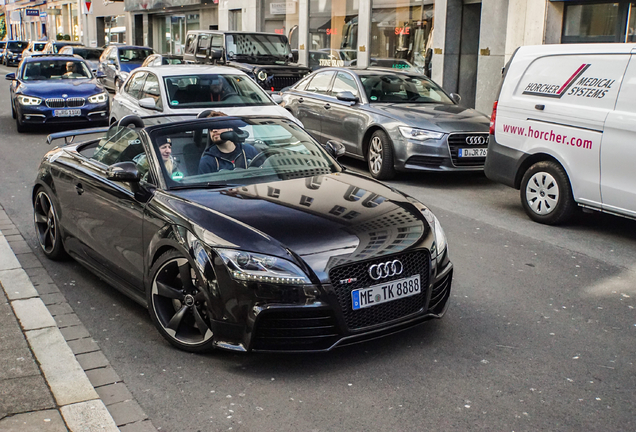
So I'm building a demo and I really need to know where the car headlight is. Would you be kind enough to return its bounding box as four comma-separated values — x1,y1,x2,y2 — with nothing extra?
18,95,42,106
88,92,108,103
398,126,444,142
407,198,447,257
216,248,311,285
257,70,267,81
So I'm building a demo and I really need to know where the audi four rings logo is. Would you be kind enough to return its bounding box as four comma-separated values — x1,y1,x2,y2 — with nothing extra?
465,135,488,145
368,260,404,280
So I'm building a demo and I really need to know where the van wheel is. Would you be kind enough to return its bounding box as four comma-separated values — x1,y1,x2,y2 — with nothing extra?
520,161,575,225
367,130,396,180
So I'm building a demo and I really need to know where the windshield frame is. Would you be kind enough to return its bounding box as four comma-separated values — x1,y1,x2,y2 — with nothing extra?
146,116,341,190
22,59,94,81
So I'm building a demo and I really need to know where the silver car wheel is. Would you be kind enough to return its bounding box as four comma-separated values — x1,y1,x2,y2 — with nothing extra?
369,136,383,174
525,172,559,215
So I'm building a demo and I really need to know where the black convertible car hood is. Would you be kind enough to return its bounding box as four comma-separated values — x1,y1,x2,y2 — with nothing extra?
166,173,430,282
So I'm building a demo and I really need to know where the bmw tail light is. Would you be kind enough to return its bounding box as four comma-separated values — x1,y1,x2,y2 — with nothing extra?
489,101,498,136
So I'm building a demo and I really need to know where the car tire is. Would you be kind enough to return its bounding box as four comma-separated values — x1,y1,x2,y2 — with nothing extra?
367,129,396,180
147,250,215,353
11,102,16,119
33,189,68,260
16,114,27,133
520,161,576,225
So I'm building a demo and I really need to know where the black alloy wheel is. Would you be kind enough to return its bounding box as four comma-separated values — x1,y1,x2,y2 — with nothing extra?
148,250,215,352
367,129,396,180
520,161,576,225
33,190,67,260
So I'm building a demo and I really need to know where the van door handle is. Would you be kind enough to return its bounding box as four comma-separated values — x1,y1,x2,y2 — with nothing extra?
535,104,545,110
75,183,84,195
324,103,331,110
298,97,304,103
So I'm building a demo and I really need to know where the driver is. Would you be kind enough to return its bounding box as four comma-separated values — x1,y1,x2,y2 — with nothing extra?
63,61,82,78
209,76,226,102
198,113,259,174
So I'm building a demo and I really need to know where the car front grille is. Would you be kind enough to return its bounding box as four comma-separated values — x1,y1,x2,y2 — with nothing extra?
252,309,340,351
269,75,302,91
329,250,430,330
405,155,446,169
45,97,85,108
447,133,489,167
45,98,65,108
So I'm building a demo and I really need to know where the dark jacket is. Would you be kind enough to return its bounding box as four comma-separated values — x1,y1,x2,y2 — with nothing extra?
199,142,260,174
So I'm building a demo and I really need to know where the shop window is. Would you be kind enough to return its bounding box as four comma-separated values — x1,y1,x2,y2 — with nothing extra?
309,0,359,67
370,0,434,76
563,2,622,43
260,0,300,50
628,3,636,41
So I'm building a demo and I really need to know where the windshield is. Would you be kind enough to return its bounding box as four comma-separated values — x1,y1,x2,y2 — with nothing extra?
360,74,453,104
74,48,103,60
52,43,78,53
164,74,273,109
149,118,340,188
23,60,92,81
225,34,291,62
7,42,28,51
119,48,153,63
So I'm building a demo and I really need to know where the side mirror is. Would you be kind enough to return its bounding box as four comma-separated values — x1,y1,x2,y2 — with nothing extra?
95,70,106,78
5,73,15,81
210,49,223,60
336,91,358,103
107,162,140,182
450,93,462,104
325,140,346,159
271,94,283,104
138,97,159,110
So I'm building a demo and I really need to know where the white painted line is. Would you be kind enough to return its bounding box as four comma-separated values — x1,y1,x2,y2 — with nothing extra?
0,233,21,270
61,400,120,432
12,298,57,330
0,268,39,300
26,327,99,406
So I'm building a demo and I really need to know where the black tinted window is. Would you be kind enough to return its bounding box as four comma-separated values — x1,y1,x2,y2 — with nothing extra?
119,49,152,62
7,42,28,51
74,48,103,60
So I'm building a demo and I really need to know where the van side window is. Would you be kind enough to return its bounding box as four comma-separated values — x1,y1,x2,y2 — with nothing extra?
185,34,197,55
197,35,210,57
211,35,223,49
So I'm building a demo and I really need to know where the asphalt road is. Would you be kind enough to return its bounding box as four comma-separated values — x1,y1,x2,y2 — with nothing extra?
1,64,635,431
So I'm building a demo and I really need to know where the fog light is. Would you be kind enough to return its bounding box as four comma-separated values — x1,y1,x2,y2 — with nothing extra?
25,116,31,120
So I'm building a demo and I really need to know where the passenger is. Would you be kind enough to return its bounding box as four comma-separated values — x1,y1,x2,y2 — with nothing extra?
134,137,183,180
198,114,259,174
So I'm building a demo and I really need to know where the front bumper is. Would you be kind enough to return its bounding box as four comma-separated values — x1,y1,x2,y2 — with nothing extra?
208,248,452,352
392,131,490,172
17,101,110,125
6,55,22,65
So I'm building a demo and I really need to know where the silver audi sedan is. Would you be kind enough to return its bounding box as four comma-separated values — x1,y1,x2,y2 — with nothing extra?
281,67,491,179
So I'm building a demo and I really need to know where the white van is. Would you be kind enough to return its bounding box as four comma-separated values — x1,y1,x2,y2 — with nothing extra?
485,44,636,225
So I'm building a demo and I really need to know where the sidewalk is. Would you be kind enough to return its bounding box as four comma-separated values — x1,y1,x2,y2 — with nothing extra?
0,204,155,432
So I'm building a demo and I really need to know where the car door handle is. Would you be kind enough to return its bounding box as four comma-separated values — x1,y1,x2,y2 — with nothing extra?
75,184,84,195
298,97,304,103
324,103,331,110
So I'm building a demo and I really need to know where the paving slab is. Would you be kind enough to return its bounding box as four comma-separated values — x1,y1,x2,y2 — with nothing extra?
59,324,91,341
60,400,119,432
118,420,157,432
95,383,134,406
76,351,110,371
67,338,100,355
85,368,121,388
0,346,39,380
11,298,57,330
107,400,147,426
40,292,67,306
0,268,39,300
25,327,99,406
46,303,74,316
15,253,42,269
0,235,20,271
0,375,56,418
0,409,68,432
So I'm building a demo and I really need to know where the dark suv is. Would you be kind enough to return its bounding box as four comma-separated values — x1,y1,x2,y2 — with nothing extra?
183,30,310,92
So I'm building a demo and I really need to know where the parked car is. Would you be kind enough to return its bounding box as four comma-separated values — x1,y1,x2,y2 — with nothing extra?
485,43,636,225
58,45,104,72
42,41,82,54
22,41,47,60
98,45,154,91
282,67,490,179
182,30,311,92
141,54,184,67
36,114,452,352
3,41,29,66
111,65,299,131
6,54,109,132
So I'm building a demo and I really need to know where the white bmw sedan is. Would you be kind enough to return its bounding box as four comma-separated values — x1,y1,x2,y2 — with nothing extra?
111,65,300,124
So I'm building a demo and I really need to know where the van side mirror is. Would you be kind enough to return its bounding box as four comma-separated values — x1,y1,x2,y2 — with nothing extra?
107,162,140,182
450,93,461,104
325,140,346,159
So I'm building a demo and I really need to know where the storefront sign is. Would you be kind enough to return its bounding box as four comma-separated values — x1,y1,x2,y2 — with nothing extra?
40,12,47,18
274,29,284,35
319,59,344,67
270,2,296,15
47,8,62,15
326,28,337,35
25,9,40,17
395,27,410,35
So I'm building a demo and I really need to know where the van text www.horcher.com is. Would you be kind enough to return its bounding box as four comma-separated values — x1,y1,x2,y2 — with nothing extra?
502,124,593,149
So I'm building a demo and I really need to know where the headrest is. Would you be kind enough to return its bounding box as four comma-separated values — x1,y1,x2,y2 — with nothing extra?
116,115,144,129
